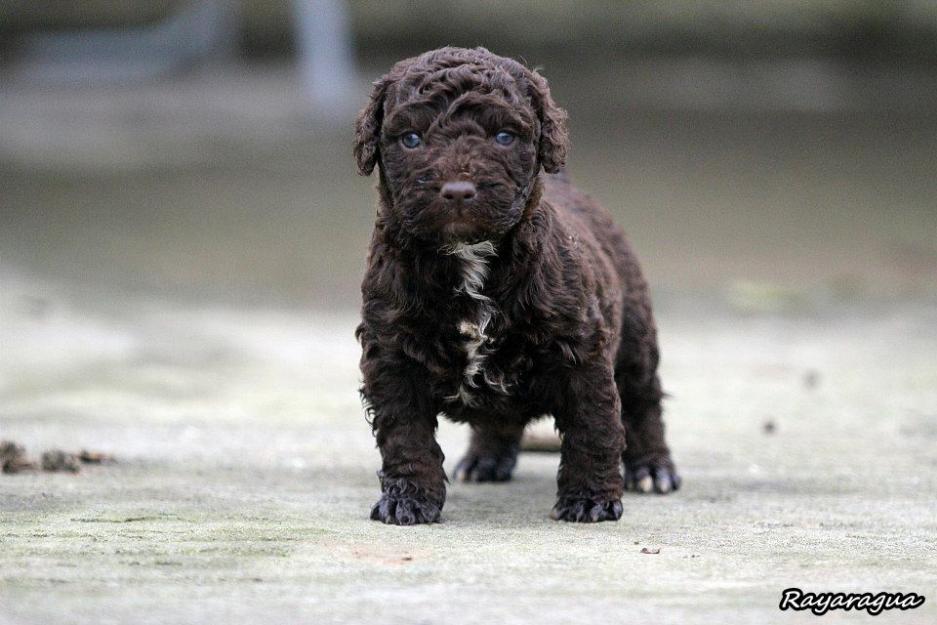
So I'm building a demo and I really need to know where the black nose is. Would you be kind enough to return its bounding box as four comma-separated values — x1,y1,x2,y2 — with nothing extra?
440,181,477,203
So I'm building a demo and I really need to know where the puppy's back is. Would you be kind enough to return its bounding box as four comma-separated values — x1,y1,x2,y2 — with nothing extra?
541,172,648,300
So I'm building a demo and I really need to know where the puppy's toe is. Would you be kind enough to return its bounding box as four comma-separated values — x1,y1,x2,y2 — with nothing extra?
625,466,654,493
370,495,396,522
653,469,680,494
392,497,420,525
453,455,478,482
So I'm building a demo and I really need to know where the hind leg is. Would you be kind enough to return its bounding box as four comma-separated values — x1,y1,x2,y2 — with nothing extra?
616,311,681,494
620,374,681,493
454,423,524,482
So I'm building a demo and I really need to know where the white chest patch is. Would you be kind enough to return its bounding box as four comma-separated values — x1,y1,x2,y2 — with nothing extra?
441,241,510,405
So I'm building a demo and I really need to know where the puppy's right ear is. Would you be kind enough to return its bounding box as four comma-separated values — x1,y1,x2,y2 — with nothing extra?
527,71,569,174
354,77,391,176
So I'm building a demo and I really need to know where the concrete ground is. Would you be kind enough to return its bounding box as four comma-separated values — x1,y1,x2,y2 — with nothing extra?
2,61,937,624
2,269,936,625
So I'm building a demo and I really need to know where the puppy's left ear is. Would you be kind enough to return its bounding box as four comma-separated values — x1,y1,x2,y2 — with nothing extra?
528,71,569,174
354,77,391,176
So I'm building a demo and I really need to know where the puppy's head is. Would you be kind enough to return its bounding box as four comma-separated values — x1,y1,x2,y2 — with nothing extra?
354,47,568,245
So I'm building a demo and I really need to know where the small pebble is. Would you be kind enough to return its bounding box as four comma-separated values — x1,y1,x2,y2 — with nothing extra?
803,369,820,390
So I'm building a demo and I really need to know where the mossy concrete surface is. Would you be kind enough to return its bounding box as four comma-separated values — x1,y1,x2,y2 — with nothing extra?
1,271,935,625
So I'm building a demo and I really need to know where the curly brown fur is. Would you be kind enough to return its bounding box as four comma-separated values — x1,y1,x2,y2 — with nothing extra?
354,47,679,525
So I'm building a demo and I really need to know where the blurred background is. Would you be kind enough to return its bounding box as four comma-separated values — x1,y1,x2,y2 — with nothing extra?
2,4,937,623
2,0,936,311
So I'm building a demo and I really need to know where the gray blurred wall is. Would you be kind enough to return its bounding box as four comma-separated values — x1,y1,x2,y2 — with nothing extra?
2,1,937,62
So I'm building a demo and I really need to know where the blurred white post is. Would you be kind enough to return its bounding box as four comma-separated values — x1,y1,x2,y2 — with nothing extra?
13,0,240,85
293,0,357,119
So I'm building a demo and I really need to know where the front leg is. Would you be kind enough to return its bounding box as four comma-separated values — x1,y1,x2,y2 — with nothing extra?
362,349,446,525
549,360,626,523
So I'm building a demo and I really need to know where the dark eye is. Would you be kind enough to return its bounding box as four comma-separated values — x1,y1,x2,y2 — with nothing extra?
494,131,515,146
401,132,422,149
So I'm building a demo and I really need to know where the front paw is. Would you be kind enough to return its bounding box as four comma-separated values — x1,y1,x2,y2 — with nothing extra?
550,495,623,523
369,475,442,525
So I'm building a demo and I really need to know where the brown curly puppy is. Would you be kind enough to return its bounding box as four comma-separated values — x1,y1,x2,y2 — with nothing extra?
354,47,679,524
